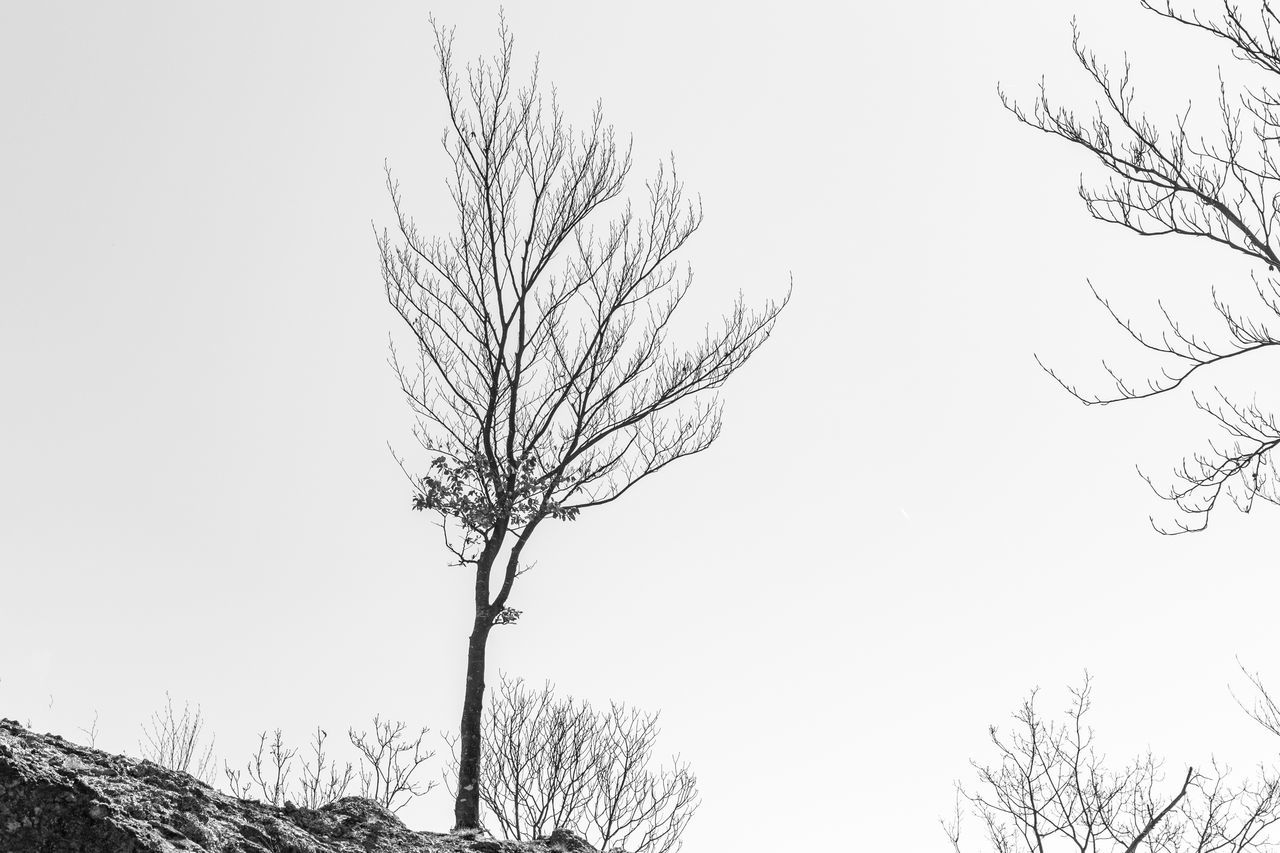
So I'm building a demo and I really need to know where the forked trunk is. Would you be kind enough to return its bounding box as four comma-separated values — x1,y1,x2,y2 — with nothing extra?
453,610,492,830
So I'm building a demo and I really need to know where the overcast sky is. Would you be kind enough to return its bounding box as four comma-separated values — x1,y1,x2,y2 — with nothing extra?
6,1,1280,850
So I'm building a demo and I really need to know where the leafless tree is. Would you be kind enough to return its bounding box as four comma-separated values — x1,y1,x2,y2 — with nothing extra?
948,676,1280,852
139,693,215,784
222,721,416,812
469,677,596,840
1005,1,1280,532
236,729,298,807
449,676,697,852
77,709,100,749
349,715,437,815
297,727,356,809
379,18,787,830
583,703,698,853
223,763,253,800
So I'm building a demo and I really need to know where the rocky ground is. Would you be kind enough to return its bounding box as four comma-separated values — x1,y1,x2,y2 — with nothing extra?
0,719,597,853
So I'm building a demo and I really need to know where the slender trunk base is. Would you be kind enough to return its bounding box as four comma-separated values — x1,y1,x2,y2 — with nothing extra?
453,614,492,831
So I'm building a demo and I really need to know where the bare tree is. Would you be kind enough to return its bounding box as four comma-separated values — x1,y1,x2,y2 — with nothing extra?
948,676,1280,852
77,709,100,749
222,720,418,812
139,693,215,784
379,18,787,830
348,715,437,815
238,729,298,807
582,703,697,853
450,676,698,852
1005,1,1280,532
297,727,356,809
470,677,596,840
223,762,253,800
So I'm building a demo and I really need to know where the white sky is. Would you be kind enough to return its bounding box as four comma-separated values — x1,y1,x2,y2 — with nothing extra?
5,1,1280,850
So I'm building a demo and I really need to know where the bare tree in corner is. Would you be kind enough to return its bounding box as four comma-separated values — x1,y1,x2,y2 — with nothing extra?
378,17,788,831
948,676,1280,852
1006,2,1280,532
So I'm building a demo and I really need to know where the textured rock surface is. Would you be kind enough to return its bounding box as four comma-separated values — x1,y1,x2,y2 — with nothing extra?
0,719,598,853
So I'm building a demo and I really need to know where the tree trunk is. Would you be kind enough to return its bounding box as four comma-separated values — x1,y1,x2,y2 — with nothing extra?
453,609,493,831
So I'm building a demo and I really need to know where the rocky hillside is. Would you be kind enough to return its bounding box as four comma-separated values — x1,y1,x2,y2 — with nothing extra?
0,718,597,852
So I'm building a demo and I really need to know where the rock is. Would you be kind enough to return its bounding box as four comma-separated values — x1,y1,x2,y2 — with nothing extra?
539,828,595,851
0,719,599,853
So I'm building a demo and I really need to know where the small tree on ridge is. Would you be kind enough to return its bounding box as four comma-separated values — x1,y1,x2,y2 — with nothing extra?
377,19,788,830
